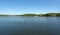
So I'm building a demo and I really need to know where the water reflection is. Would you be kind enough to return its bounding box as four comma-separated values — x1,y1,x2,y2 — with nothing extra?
0,16,60,35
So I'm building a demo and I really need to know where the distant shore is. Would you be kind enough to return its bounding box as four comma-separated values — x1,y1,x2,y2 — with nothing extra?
16,13,60,17
0,13,60,17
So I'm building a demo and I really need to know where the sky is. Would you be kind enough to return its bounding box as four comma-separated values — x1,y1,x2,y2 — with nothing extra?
0,0,60,15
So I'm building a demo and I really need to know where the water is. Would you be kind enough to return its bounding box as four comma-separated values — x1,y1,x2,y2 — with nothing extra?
0,16,60,35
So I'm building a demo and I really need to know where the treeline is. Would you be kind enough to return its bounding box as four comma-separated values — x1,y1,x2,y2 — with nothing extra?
0,13,60,17
0,14,9,16
16,13,60,17
38,13,60,17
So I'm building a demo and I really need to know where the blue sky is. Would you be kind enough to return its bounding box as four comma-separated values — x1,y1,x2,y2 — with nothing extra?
0,0,60,15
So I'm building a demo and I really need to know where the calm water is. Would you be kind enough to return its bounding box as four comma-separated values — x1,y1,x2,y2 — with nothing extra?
0,16,60,35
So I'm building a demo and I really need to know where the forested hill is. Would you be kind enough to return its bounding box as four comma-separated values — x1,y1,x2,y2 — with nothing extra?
0,13,60,17
16,13,60,17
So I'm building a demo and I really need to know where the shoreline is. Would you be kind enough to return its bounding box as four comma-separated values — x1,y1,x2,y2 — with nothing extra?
0,13,60,17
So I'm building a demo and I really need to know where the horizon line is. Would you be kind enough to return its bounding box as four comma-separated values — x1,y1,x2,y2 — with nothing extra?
0,12,60,15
